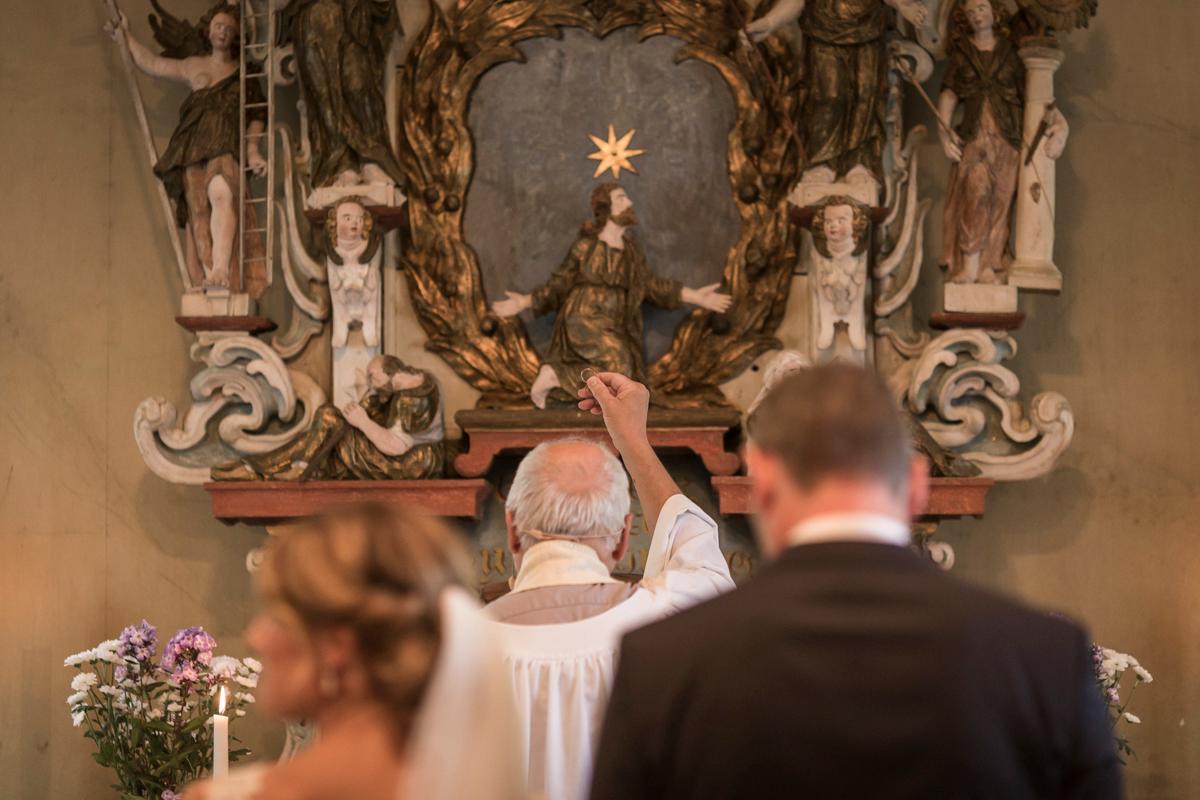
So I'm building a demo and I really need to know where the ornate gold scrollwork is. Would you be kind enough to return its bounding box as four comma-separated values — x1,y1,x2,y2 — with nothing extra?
396,0,801,407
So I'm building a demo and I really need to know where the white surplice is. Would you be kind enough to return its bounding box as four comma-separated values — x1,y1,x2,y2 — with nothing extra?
489,494,734,800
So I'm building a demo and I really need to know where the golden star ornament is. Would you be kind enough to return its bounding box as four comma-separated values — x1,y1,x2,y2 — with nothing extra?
587,125,646,179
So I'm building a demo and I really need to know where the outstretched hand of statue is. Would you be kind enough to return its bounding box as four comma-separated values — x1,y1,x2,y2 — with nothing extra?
491,291,532,318
682,283,733,314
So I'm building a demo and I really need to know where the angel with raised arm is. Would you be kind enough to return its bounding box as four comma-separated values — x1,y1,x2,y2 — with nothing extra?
105,0,268,297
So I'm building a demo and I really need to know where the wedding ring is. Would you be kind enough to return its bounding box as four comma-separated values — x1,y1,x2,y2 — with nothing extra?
580,367,600,384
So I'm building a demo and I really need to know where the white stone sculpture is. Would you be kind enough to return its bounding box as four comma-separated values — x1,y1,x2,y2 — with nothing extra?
325,200,384,407
807,197,872,363
134,336,326,485
898,328,1074,480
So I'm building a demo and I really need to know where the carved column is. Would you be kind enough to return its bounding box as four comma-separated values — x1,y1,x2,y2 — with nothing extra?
1010,43,1065,292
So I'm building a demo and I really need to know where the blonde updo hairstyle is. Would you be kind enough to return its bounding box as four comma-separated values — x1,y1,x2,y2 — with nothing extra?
255,504,471,740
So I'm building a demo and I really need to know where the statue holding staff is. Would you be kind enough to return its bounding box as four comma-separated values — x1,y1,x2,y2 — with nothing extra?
106,1,268,296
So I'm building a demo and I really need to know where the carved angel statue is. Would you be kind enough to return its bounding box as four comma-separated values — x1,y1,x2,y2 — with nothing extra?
105,1,268,297
275,0,407,190
810,197,870,353
745,0,930,186
212,355,445,481
326,199,382,349
491,184,732,409
938,0,1068,284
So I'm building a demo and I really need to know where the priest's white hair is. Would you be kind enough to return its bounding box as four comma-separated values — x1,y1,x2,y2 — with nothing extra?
506,437,630,548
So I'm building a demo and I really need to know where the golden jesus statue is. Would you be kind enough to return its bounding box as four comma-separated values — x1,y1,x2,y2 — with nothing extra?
491,184,731,408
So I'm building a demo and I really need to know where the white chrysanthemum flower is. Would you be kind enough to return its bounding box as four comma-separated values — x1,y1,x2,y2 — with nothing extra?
94,640,122,664
235,709,246,717
147,708,164,720
70,673,98,692
64,649,96,667
211,655,240,679
1135,666,1153,684
242,657,263,673
234,675,259,688
66,691,89,707
72,710,87,727
166,702,182,713
1123,712,1142,724
98,685,121,697
235,693,256,704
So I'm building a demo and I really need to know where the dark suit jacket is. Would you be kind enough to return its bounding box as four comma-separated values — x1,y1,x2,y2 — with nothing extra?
590,542,1122,800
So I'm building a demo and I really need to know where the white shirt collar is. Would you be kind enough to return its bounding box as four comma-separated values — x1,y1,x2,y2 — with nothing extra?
786,512,911,549
509,540,619,594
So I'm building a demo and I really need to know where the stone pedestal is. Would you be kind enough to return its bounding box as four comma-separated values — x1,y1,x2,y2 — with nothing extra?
944,283,1018,313
454,408,743,479
1011,44,1065,292
180,288,252,317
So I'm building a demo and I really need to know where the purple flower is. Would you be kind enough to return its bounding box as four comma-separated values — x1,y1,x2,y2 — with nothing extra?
161,626,217,688
162,791,180,800
1106,687,1120,705
117,620,158,662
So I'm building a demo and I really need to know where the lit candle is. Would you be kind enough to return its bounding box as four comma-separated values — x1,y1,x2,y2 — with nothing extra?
212,687,229,779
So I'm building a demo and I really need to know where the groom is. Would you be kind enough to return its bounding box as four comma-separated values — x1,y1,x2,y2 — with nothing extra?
492,183,732,408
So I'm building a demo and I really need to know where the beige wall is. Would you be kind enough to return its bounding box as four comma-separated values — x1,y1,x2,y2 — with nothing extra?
0,1,1196,798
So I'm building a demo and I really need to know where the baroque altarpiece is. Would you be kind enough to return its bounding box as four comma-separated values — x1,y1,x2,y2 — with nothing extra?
113,0,1097,576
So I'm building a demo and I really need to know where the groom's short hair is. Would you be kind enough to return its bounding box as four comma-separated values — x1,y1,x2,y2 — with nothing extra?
747,363,912,493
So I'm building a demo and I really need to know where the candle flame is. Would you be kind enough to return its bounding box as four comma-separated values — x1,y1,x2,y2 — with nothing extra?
218,686,228,715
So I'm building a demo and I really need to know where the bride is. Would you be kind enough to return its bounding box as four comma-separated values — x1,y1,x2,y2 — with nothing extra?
183,504,523,800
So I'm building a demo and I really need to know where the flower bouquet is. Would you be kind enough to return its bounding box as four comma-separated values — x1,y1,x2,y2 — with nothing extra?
1091,643,1153,762
65,621,261,799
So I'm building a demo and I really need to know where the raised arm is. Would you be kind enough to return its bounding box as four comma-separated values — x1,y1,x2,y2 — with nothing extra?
578,373,678,532
492,241,586,318
106,11,189,84
580,372,733,599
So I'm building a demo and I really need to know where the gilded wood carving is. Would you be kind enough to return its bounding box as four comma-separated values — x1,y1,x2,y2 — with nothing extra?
396,0,802,407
